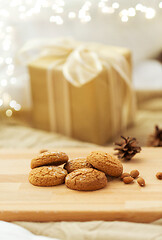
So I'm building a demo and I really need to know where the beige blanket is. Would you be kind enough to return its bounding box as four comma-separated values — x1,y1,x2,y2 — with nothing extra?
15,220,162,240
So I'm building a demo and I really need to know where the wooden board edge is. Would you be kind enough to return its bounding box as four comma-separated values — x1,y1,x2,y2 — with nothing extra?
1,210,162,223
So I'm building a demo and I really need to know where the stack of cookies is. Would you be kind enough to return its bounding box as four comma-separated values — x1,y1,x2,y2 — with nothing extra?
29,151,123,191
29,152,68,187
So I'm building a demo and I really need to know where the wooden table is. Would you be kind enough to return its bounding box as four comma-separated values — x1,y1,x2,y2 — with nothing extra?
0,147,162,223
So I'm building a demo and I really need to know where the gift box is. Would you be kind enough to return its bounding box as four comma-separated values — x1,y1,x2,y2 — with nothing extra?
23,39,136,144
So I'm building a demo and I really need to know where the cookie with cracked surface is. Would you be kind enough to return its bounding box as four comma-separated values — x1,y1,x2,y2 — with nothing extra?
65,168,107,191
64,157,93,173
87,151,123,177
31,151,68,169
29,166,67,187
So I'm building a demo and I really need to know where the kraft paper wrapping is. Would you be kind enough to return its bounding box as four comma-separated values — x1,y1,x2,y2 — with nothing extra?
28,42,134,145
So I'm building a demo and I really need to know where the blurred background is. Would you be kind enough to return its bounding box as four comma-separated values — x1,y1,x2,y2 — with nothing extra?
0,0,162,148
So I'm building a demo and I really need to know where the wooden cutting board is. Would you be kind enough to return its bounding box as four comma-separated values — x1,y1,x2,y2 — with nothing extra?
0,147,162,223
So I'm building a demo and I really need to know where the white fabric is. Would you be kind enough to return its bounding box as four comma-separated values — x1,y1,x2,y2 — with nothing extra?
1,220,162,240
0,221,58,240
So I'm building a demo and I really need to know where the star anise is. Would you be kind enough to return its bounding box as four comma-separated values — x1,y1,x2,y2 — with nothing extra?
114,136,141,161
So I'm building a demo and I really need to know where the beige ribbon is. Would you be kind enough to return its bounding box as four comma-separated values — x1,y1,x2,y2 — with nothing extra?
19,38,135,138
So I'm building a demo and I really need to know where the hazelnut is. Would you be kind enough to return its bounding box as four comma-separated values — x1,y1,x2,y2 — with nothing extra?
130,169,139,179
120,172,130,180
123,176,134,184
156,172,162,180
137,177,145,187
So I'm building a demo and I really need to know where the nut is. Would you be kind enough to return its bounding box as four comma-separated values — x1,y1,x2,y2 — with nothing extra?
130,170,139,179
137,177,145,187
120,172,130,180
156,172,162,180
123,176,134,184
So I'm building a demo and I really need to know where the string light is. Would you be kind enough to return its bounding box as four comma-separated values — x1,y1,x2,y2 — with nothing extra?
121,15,128,22
0,1,160,25
80,15,91,23
136,4,147,12
6,64,15,76
8,99,21,111
2,40,11,51
120,9,128,16
9,100,17,108
1,79,8,87
82,1,91,11
56,16,63,24
6,109,13,117
14,103,21,111
0,1,159,25
7,64,14,71
145,8,156,19
78,9,86,19
135,4,141,11
112,2,119,9
128,8,136,17
50,15,63,24
68,12,76,19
